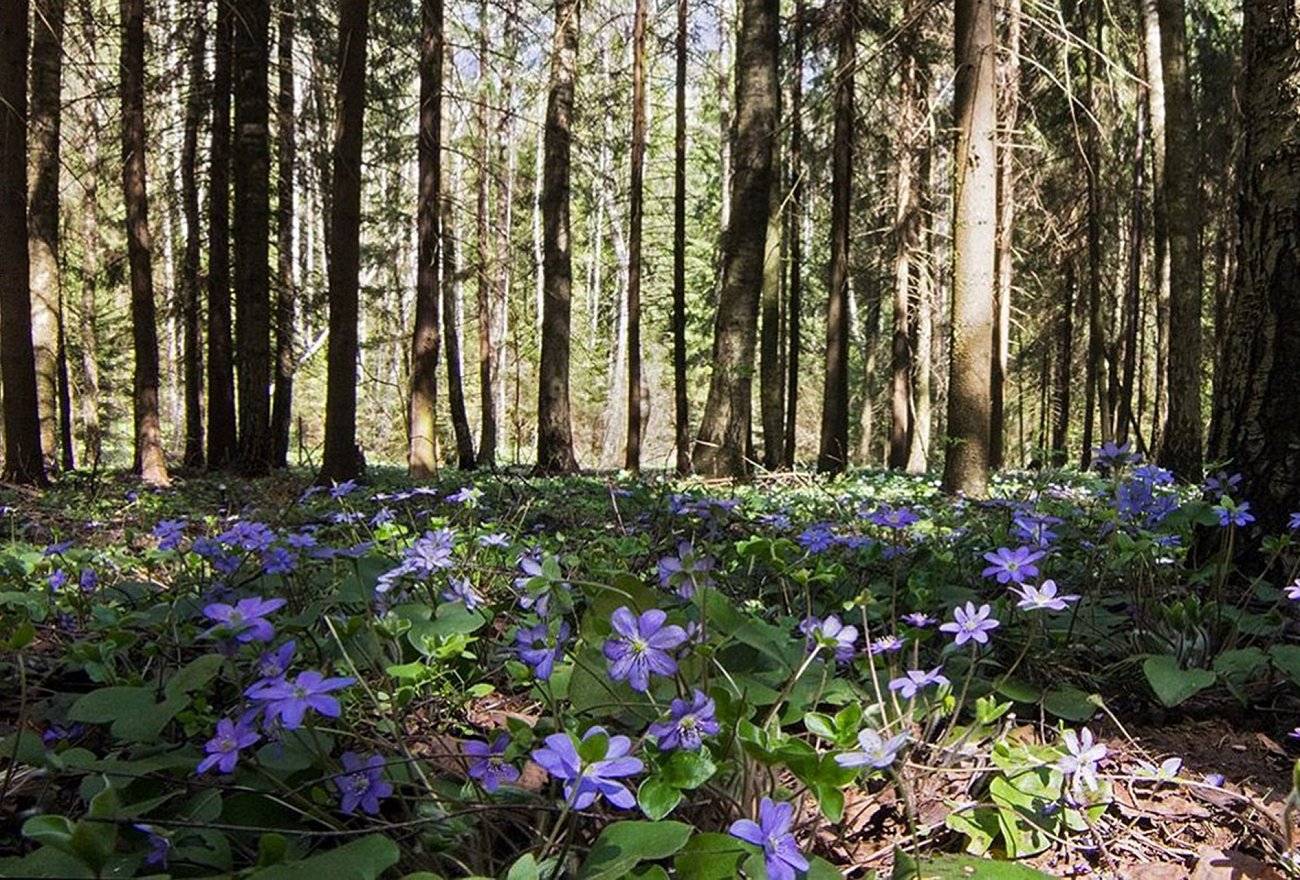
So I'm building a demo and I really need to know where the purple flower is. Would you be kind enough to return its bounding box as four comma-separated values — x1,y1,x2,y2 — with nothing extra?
197,717,260,774
1011,512,1062,548
1213,500,1255,528
799,614,858,663
465,733,520,792
867,504,920,530
729,798,808,880
79,568,98,592
657,542,716,598
1290,512,1300,531
1057,727,1107,793
441,576,485,611
1012,579,1080,612
1203,471,1242,499
981,546,1045,585
41,722,85,746
604,607,688,692
797,523,836,554
888,667,950,699
44,540,74,557
135,824,171,867
219,520,276,552
246,670,355,730
446,486,482,507
900,612,936,628
939,602,1001,646
285,529,318,550
260,546,298,575
335,752,392,815
1093,440,1139,470
203,596,286,643
478,531,510,548
256,640,297,681
1286,580,1300,601
515,620,569,681
329,479,360,499
868,635,906,656
530,726,644,809
47,569,67,591
153,519,187,551
647,689,720,751
512,553,570,617
835,728,909,770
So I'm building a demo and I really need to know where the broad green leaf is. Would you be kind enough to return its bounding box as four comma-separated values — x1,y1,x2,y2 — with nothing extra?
1041,687,1098,722
1270,644,1300,686
164,653,225,699
505,853,539,880
637,778,683,821
892,849,1058,878
1142,656,1215,707
249,834,400,880
659,750,716,790
576,820,692,880
67,686,188,743
673,832,748,880
946,806,1000,855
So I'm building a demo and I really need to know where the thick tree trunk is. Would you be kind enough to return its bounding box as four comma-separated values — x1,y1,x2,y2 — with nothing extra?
1080,0,1108,467
1118,55,1147,447
272,0,295,468
672,0,691,474
207,0,238,468
1155,0,1202,480
759,161,784,470
121,0,168,486
693,0,778,477
180,0,206,468
941,0,996,496
1208,0,1300,535
234,0,273,474
76,0,102,471
818,1,854,473
990,0,1019,470
782,0,804,470
319,0,369,484
475,0,495,468
1140,0,1171,457
625,0,648,472
409,0,443,478
890,45,920,470
29,0,64,473
0,0,46,484
536,0,580,474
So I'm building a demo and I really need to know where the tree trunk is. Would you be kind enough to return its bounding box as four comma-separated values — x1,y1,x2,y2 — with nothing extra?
536,0,580,474
672,0,691,474
207,0,238,468
782,0,804,470
1079,0,1107,467
941,0,996,496
272,0,295,468
475,0,495,468
1209,0,1300,535
1118,54,1147,447
121,0,168,486
625,0,648,472
409,0,443,478
1155,0,1202,480
1050,261,1075,462
319,0,368,484
693,0,778,477
0,0,46,484
234,0,273,474
1140,0,1171,457
494,0,519,462
28,0,64,474
990,0,1019,470
818,1,854,473
890,43,920,470
180,0,206,468
759,156,784,470
444,163,476,468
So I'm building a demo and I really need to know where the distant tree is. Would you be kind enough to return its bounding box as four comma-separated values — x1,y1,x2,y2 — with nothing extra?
0,0,47,484
319,0,369,484
181,0,206,468
1208,0,1300,534
121,0,169,486
625,0,648,472
989,0,1020,470
782,0,804,471
941,0,996,496
475,0,495,469
672,0,691,475
234,0,273,474
536,0,580,474
409,0,443,479
272,0,296,468
693,0,779,477
442,183,476,470
818,0,855,474
208,0,238,468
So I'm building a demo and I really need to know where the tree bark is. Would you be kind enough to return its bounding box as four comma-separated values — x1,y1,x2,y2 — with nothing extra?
1207,0,1300,535
782,0,804,470
625,0,648,473
1080,0,1108,467
75,0,102,471
207,0,238,468
672,0,691,475
1118,49,1147,447
444,162,476,468
234,0,273,474
818,0,854,473
28,0,64,474
536,0,580,474
319,0,369,484
121,0,169,486
693,0,778,477
272,0,295,468
180,0,206,468
890,42,920,470
941,0,996,496
1155,0,1202,480
1050,261,1075,462
759,154,784,470
990,0,1019,470
1140,0,1171,457
409,0,443,478
475,0,495,468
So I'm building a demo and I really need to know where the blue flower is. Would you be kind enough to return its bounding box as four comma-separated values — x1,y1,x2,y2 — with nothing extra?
515,621,569,680
47,569,67,591
1011,579,1080,612
203,596,286,643
1213,499,1255,528
246,670,355,729
647,690,720,751
441,576,486,611
799,614,858,663
603,607,688,692
939,602,1001,646
335,752,392,814
260,546,298,575
729,798,808,880
888,667,949,699
465,733,520,792
657,541,716,598
134,824,171,867
797,523,836,554
1057,727,1107,793
329,479,360,499
867,504,920,529
981,546,1044,584
530,727,643,809
256,640,296,681
835,728,909,770
218,520,276,552
153,519,187,551
197,717,260,774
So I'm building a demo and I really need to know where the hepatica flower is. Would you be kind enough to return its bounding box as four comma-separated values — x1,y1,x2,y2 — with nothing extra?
729,797,808,880
900,612,936,628
1012,579,1080,612
530,726,643,809
202,596,286,643
135,824,171,868
197,717,260,774
603,607,687,692
867,504,920,530
647,689,720,751
515,620,570,681
246,670,355,730
799,614,858,663
465,733,520,792
940,602,1000,646
656,541,716,598
256,640,296,681
1213,499,1255,528
152,518,187,551
868,635,905,656
441,576,486,611
1057,727,1107,793
335,752,392,815
835,728,909,770
981,546,1045,585
888,666,950,699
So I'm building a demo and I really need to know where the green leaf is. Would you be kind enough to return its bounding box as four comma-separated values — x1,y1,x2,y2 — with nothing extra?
1270,644,1300,686
576,820,692,880
892,849,1057,878
164,654,225,700
20,815,75,852
804,712,837,741
995,679,1040,705
1142,656,1216,707
673,832,747,880
505,853,539,880
248,834,400,880
637,778,683,821
659,750,716,790
1040,686,1098,722
946,806,1000,855
66,686,188,743
578,731,610,764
